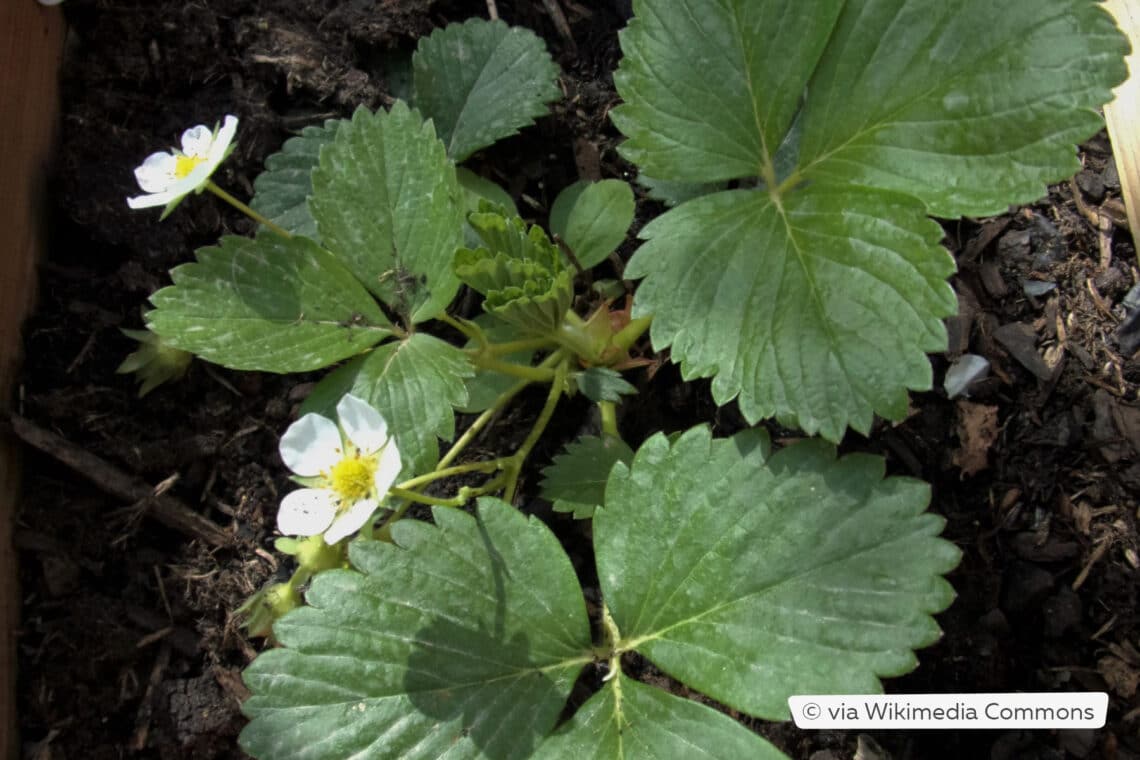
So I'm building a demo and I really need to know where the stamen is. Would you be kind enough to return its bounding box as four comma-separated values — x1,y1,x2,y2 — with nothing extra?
174,154,206,179
329,454,379,506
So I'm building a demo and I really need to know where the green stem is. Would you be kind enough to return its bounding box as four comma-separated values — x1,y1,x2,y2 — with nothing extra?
599,401,619,438
475,336,557,357
438,312,484,344
388,487,465,508
205,181,292,237
438,350,566,469
395,457,512,491
469,353,557,382
611,316,652,354
503,360,567,503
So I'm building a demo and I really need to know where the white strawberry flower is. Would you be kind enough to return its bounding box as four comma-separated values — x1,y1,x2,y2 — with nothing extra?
277,394,402,544
127,115,238,215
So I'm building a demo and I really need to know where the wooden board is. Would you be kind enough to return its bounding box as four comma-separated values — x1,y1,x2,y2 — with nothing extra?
0,2,65,755
1105,0,1140,247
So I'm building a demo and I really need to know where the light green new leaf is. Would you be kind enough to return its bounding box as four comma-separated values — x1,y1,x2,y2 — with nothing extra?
627,185,956,439
240,499,593,760
549,180,635,269
301,333,473,474
541,434,634,519
413,18,561,162
310,102,464,324
794,0,1129,217
250,120,340,241
147,233,390,372
534,674,788,760
596,426,961,721
611,0,846,183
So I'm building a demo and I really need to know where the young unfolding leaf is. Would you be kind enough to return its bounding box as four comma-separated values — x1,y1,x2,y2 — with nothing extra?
549,180,635,269
455,210,573,336
614,0,1129,439
310,102,465,324
147,233,391,372
597,426,961,720
413,18,561,162
240,499,593,760
533,673,787,760
540,434,634,519
301,333,473,474
250,119,340,241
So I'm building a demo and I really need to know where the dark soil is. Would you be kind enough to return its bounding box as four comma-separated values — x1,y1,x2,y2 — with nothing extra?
14,1,1140,759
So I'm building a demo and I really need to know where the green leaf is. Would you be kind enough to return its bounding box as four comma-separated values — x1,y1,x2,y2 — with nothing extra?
534,674,788,760
250,120,340,241
613,0,1127,438
627,185,956,439
793,0,1130,217
596,426,961,721
573,367,637,403
541,434,634,519
310,102,464,324
455,211,573,336
637,174,724,208
301,333,473,474
147,233,391,372
413,18,561,162
459,316,536,414
549,180,635,269
241,498,593,760
611,0,846,183
458,167,518,216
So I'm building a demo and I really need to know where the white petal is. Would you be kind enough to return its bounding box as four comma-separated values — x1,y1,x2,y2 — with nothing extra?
134,152,177,192
277,488,338,536
373,441,403,494
324,498,377,544
279,413,343,476
180,125,214,157
127,190,179,209
337,394,389,453
207,115,239,163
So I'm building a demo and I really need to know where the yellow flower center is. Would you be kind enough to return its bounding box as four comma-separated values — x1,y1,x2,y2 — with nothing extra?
329,454,378,505
174,153,207,179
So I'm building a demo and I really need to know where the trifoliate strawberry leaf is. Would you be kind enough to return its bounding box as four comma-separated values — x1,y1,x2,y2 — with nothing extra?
240,498,593,760
300,333,473,474
413,18,561,162
541,434,634,519
597,426,961,721
627,185,956,439
549,180,635,269
533,674,788,760
573,367,637,403
614,0,1127,439
310,102,464,324
250,119,340,241
147,233,391,372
